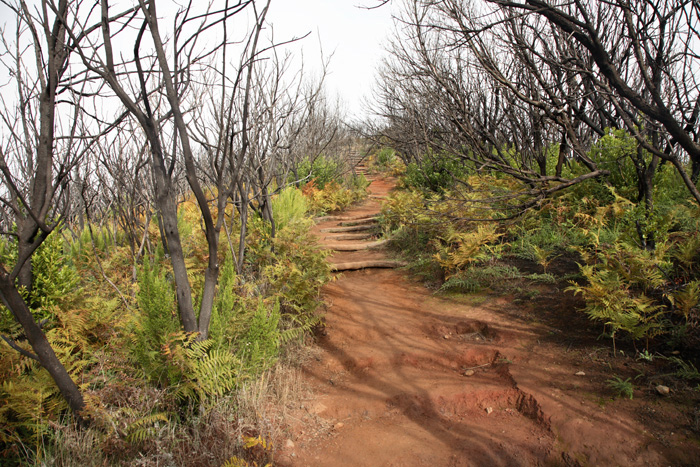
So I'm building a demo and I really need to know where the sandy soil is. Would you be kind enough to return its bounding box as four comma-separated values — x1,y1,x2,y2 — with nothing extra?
276,176,700,467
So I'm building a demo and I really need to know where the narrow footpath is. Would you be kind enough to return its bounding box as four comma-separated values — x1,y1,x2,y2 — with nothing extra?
276,170,700,466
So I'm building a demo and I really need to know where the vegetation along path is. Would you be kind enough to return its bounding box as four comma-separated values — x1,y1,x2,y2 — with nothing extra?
277,174,700,466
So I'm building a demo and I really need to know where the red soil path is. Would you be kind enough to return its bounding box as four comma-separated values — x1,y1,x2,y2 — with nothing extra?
277,176,700,466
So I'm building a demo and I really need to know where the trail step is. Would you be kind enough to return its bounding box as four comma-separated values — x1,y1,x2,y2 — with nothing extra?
314,214,379,223
324,239,389,251
331,260,406,272
325,233,376,241
338,218,379,227
320,224,378,233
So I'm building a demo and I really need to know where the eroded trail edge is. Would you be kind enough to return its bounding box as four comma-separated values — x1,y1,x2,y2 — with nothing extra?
277,175,690,467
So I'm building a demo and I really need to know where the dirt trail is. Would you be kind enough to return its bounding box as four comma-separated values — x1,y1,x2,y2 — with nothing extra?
277,175,700,466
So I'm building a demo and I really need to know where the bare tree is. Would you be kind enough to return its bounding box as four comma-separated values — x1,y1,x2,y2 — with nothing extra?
0,0,127,419
69,0,270,338
372,0,700,223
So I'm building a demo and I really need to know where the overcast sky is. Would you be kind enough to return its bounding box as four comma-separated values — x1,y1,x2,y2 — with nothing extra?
265,0,397,119
0,0,398,119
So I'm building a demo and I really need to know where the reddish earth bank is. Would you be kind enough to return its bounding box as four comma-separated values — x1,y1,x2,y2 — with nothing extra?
277,176,700,466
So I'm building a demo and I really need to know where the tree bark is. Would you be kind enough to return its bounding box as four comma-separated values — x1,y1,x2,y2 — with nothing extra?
0,274,85,420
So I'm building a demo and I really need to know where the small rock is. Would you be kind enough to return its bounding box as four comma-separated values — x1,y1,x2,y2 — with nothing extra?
443,335,450,339
334,422,344,429
485,407,493,415
285,439,295,449
656,385,670,396
309,402,327,415
575,371,586,376
463,369,475,377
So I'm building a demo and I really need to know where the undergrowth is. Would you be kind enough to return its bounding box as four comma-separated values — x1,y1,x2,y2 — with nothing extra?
0,183,335,465
377,140,700,363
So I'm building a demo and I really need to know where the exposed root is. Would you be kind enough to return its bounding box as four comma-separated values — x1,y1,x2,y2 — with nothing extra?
324,233,376,241
324,239,390,251
331,260,407,272
338,217,379,227
314,214,379,223
320,224,378,233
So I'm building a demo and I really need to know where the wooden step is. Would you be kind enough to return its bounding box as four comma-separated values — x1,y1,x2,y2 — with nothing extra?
319,224,378,233
323,239,389,251
314,214,379,223
331,260,406,272
324,232,376,241
338,217,379,227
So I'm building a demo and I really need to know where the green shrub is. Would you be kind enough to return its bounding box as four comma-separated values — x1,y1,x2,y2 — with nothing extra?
271,186,309,232
295,155,343,189
404,152,468,194
0,238,18,334
263,219,331,316
165,333,240,404
433,224,505,275
567,240,670,349
210,255,238,347
304,181,367,214
5,231,82,326
130,261,180,385
376,147,395,166
236,300,280,377
348,173,370,192
439,265,521,294
607,376,635,399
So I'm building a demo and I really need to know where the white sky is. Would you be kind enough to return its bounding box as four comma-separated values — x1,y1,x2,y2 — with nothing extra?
0,0,397,119
265,0,396,119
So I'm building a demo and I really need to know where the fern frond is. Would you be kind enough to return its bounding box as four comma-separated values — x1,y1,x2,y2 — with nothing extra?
279,313,323,344
125,412,169,444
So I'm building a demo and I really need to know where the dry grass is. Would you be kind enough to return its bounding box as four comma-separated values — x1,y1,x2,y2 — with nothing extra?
36,344,315,467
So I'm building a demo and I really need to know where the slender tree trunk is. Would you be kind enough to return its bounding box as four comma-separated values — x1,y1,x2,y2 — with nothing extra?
198,264,219,340
237,182,249,273
0,275,85,421
16,223,36,291
146,126,198,333
555,132,568,178
154,178,197,333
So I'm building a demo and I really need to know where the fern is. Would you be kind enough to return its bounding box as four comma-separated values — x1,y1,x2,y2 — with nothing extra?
129,261,180,385
673,233,700,273
221,434,273,467
433,224,504,275
125,412,169,444
664,356,700,381
162,332,241,405
210,255,239,347
607,376,635,399
439,265,521,294
262,219,331,315
272,186,309,231
0,367,67,448
237,300,280,377
27,231,81,316
567,264,667,349
671,280,700,321
280,312,324,345
524,273,557,284
439,275,480,294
